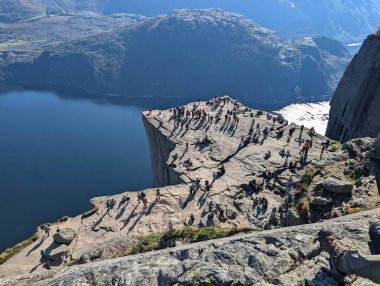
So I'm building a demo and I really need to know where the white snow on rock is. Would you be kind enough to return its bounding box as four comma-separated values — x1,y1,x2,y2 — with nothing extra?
275,101,330,135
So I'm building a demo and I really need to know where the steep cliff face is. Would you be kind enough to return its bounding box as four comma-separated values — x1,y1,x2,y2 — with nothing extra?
326,35,380,142
370,136,380,187
142,115,183,187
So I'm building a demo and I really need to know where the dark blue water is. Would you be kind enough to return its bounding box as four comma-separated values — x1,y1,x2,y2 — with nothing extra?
0,91,163,251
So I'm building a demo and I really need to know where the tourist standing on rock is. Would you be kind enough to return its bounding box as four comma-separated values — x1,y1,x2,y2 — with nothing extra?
142,197,148,209
41,225,50,237
156,188,161,200
318,221,380,283
320,139,330,158
122,194,130,205
188,214,195,225
205,180,211,192
40,249,47,261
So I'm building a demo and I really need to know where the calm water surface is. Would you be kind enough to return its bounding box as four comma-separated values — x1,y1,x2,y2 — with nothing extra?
0,91,168,251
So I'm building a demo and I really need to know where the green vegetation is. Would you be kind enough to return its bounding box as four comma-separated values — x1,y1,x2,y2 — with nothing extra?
293,165,324,222
298,198,310,221
115,226,254,257
81,203,99,219
330,142,341,152
295,165,323,198
0,229,39,265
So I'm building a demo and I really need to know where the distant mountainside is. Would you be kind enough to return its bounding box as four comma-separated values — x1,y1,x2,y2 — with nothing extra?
0,0,105,22
5,9,351,104
326,34,380,142
3,0,378,46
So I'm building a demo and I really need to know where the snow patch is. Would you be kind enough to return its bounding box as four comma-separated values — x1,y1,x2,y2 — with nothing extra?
275,101,330,135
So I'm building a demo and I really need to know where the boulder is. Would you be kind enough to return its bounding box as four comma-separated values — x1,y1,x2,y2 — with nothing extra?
48,244,69,261
199,215,219,227
323,177,353,194
310,196,332,206
225,209,237,220
53,228,76,244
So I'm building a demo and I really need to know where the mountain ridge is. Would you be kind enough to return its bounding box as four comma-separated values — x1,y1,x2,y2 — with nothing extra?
4,9,351,104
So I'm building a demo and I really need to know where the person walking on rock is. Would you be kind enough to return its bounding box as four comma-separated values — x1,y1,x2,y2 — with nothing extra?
41,225,50,237
320,139,330,158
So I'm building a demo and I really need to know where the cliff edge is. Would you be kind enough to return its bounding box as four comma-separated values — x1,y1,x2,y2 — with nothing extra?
0,97,379,285
326,34,380,142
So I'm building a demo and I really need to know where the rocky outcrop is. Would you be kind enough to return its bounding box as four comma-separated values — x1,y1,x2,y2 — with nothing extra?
0,97,378,284
323,177,353,194
48,245,69,262
3,209,380,286
53,228,76,245
142,115,183,187
326,35,380,142
369,136,380,187
4,9,351,104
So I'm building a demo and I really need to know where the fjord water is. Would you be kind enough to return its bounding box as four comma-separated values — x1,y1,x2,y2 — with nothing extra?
0,91,159,251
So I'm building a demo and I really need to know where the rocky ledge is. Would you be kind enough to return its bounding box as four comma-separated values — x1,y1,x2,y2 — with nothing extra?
0,96,379,285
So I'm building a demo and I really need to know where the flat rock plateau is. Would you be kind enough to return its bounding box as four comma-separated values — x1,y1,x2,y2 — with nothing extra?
0,96,379,286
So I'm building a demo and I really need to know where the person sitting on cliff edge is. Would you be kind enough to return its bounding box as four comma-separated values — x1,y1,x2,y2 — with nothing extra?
318,221,380,283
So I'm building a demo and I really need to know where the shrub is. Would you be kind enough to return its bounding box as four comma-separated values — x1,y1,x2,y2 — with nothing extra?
297,198,310,222
0,229,39,265
82,203,99,219
330,142,341,152
118,226,254,257
295,165,323,198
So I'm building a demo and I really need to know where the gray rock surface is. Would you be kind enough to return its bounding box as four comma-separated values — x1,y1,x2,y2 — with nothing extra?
323,177,353,194
53,228,76,245
326,35,380,142
3,209,380,286
79,236,136,264
48,244,69,261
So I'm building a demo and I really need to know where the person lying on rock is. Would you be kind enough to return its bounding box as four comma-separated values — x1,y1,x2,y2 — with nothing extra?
319,221,380,283
264,151,271,160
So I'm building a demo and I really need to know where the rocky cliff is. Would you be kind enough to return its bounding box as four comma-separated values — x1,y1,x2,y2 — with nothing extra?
3,210,380,286
326,34,380,142
4,9,351,104
0,97,379,285
142,115,183,186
